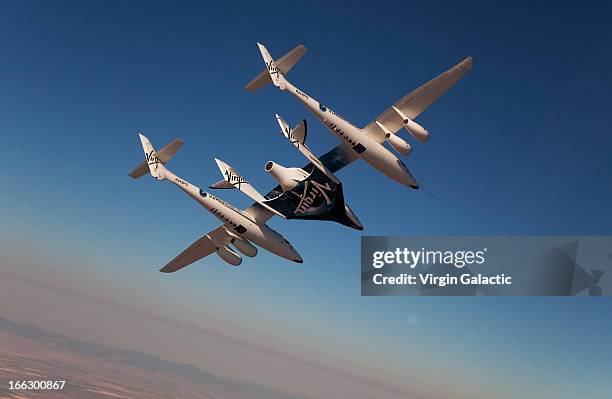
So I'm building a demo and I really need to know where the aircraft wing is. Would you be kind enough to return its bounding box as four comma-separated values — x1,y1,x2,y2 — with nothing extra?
362,57,473,143
159,226,227,273
316,142,359,173
243,142,359,223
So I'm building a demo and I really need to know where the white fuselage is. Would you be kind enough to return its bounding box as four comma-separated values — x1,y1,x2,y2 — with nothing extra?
281,79,419,189
163,169,302,262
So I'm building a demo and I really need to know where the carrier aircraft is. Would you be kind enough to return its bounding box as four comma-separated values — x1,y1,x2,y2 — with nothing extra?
130,46,473,271
246,43,473,189
129,134,303,271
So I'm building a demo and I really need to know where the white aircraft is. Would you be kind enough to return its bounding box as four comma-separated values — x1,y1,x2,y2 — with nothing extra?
246,43,473,189
129,134,303,272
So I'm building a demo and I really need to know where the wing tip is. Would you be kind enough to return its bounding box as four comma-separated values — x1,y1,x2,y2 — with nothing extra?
462,56,474,70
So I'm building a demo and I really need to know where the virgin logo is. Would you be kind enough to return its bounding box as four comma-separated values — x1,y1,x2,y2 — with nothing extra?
224,169,248,189
146,151,163,169
295,180,333,214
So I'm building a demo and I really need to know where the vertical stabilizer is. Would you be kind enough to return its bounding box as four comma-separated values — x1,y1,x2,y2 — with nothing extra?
210,158,286,219
245,44,306,92
257,42,286,90
275,115,339,184
138,134,167,180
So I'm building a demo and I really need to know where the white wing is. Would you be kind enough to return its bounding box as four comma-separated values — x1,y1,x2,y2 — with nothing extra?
159,226,227,273
362,57,473,143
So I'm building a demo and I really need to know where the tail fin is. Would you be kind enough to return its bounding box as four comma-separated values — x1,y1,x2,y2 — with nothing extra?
210,158,286,219
276,114,306,145
136,134,168,180
129,135,182,179
275,114,339,184
246,44,306,92
256,42,287,90
343,204,364,230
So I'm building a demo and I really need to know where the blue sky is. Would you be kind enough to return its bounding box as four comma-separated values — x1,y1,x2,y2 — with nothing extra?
1,1,612,398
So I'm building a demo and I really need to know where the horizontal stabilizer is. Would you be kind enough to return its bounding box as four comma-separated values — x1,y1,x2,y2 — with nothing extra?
129,138,183,179
209,179,235,189
245,44,306,92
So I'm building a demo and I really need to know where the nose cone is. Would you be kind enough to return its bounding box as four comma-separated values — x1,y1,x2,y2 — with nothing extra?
396,159,419,189
264,161,302,192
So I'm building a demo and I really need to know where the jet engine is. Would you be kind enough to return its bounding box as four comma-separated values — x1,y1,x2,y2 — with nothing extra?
216,245,242,266
230,236,257,257
376,120,412,155
264,161,309,191
402,117,429,143
386,134,412,155
392,106,429,142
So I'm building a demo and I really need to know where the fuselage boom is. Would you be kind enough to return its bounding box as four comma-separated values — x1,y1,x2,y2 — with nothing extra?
281,79,418,189
164,169,302,262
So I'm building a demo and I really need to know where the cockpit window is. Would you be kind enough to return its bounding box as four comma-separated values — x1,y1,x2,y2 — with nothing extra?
199,189,207,198
319,103,327,112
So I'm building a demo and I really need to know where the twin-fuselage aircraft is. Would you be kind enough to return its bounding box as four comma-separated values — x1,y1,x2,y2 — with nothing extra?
132,134,302,271
130,43,472,271
249,43,472,189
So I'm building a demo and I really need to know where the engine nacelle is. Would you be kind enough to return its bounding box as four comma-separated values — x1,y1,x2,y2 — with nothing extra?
216,245,242,266
392,106,430,142
230,236,257,257
403,118,429,143
386,133,412,155
264,161,308,192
